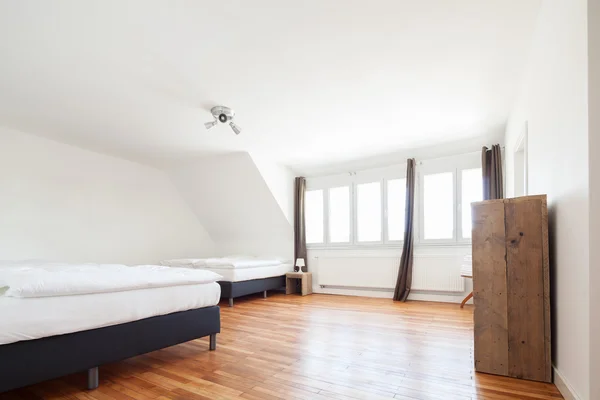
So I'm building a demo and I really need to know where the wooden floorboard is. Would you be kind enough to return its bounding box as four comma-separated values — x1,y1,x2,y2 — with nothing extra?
1,293,563,399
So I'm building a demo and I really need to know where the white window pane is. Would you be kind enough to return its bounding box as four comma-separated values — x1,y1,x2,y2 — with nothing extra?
424,172,454,240
357,182,382,242
387,179,406,241
306,190,324,243
461,168,483,239
329,186,350,243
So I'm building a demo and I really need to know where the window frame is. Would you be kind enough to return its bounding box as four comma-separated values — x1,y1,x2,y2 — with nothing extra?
455,155,483,243
305,173,353,248
304,188,326,246
327,185,352,245
418,165,457,245
353,177,384,245
385,176,408,244
305,152,483,249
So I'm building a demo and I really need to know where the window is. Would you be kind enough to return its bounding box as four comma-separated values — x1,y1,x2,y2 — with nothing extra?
461,168,483,239
328,186,350,243
423,172,454,240
387,178,406,241
305,152,485,247
305,189,324,244
356,182,382,242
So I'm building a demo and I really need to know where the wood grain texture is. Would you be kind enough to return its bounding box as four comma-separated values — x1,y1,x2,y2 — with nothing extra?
472,201,509,376
505,198,546,382
286,272,312,296
472,195,551,383
0,294,563,400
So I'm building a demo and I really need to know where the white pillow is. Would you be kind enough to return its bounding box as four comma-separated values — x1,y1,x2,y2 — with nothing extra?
222,255,254,259
262,256,293,263
161,259,205,267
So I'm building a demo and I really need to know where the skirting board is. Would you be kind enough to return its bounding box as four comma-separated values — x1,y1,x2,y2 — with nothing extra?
553,366,582,400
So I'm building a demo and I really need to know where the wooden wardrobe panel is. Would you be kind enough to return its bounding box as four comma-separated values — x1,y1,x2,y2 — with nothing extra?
472,195,551,383
505,199,546,382
472,201,508,376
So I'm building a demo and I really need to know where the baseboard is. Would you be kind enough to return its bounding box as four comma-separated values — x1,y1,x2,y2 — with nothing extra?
553,366,582,400
314,286,393,299
408,291,472,304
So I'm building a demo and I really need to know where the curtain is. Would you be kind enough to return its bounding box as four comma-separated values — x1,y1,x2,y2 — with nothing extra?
393,159,416,302
482,144,504,200
294,177,307,272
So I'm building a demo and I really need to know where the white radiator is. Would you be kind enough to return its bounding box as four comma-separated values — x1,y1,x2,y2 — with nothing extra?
411,254,465,292
313,253,465,293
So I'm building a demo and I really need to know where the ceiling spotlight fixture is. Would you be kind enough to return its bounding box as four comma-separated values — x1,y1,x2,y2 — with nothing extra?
205,106,241,135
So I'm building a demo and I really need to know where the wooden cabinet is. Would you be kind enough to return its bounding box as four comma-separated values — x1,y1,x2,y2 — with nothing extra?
471,195,551,383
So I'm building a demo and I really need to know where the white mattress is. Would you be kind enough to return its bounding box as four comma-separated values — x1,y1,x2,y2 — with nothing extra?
206,263,293,282
0,282,221,345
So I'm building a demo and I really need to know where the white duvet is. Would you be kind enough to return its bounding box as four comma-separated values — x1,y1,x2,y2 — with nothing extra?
0,263,222,298
161,256,288,269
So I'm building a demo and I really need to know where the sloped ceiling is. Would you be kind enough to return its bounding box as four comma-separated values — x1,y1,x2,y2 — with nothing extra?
0,1,542,258
167,152,293,257
0,0,541,171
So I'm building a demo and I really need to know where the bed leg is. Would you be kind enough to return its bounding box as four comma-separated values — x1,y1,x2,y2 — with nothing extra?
228,297,233,307
87,367,99,390
263,290,267,298
209,333,217,351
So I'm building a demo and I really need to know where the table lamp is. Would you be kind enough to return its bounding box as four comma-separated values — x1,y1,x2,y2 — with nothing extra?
295,258,305,273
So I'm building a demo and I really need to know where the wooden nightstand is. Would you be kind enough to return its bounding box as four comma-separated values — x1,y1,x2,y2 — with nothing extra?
286,272,312,296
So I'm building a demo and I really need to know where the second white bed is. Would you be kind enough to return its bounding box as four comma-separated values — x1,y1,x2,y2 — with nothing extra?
161,257,293,282
201,263,293,282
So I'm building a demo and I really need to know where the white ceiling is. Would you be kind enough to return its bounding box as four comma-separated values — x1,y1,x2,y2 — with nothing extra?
0,0,540,170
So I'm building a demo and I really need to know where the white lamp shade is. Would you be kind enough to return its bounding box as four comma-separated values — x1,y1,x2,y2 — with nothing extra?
295,258,305,267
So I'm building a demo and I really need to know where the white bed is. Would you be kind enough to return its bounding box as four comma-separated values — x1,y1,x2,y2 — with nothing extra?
0,262,223,393
201,263,293,282
161,256,293,306
0,262,222,345
161,256,293,282
0,282,220,345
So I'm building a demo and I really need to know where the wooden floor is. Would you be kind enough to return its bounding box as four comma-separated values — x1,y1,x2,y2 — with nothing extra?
2,293,563,400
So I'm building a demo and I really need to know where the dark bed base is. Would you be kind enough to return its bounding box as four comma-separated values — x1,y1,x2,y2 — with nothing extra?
219,275,286,307
0,305,220,393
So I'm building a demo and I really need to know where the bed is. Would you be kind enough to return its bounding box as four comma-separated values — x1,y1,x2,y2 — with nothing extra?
162,256,293,306
0,262,222,393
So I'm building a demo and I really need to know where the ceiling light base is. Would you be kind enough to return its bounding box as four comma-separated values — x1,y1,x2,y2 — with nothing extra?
210,106,235,122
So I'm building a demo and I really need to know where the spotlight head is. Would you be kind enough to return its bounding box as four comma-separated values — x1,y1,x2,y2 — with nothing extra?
204,120,218,130
218,113,228,123
229,121,241,135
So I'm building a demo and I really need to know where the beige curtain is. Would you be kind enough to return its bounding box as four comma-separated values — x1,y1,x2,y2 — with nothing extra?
482,144,504,200
393,159,416,302
294,177,307,272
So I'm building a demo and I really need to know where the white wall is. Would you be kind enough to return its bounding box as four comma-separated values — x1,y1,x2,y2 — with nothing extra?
588,1,600,398
168,153,294,259
0,126,215,265
504,0,590,398
250,154,295,225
